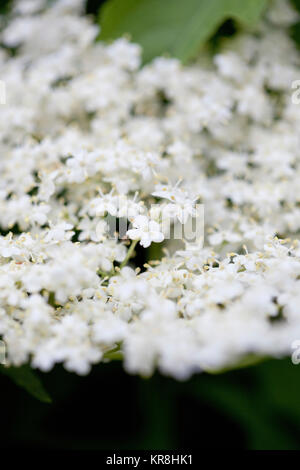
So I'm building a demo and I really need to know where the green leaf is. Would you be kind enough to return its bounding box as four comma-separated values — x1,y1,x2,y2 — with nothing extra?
190,358,300,449
290,21,300,48
0,365,52,403
0,0,11,15
206,353,268,374
99,0,267,63
291,0,300,13
289,1,300,49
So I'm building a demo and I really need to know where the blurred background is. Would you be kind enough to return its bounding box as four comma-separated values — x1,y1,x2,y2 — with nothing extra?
2,358,300,449
1,0,300,450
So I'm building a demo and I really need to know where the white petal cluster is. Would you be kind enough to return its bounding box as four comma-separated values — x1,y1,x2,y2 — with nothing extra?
0,0,300,378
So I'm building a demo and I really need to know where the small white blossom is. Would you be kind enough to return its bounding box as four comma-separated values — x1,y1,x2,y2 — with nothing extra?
127,215,164,248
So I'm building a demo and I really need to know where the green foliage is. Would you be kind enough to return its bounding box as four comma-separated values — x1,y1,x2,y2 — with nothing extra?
290,21,300,47
0,0,11,15
193,358,300,449
290,12,300,48
290,0,300,48
0,365,52,403
291,0,300,12
99,0,267,63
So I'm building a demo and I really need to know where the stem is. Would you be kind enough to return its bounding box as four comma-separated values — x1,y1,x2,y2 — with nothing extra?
120,239,138,269
97,268,116,283
97,270,110,278
103,345,123,361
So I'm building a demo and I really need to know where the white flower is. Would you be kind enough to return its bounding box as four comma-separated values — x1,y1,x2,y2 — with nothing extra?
29,203,51,225
92,311,128,345
44,222,74,243
0,235,21,258
152,184,198,223
127,215,164,248
88,193,118,217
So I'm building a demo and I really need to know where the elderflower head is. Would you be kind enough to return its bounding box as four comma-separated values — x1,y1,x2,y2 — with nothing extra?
0,0,300,379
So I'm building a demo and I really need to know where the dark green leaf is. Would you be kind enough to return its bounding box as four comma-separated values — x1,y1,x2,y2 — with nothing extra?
0,365,52,403
190,358,300,449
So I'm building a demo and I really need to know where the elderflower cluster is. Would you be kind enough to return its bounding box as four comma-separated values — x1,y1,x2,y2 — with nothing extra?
0,0,300,379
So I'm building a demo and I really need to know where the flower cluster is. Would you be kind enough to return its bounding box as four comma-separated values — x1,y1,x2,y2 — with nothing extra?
0,0,300,378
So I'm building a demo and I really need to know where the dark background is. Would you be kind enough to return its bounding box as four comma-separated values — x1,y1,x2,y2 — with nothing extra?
2,358,300,449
